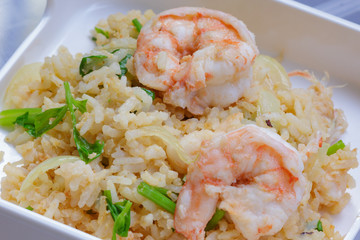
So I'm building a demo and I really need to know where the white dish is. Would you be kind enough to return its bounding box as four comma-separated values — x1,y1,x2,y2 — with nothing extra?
0,0,359,239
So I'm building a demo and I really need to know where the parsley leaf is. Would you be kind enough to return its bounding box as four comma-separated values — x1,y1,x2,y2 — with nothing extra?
64,82,104,163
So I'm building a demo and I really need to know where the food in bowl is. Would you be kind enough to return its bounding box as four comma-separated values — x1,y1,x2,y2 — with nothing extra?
0,7,357,240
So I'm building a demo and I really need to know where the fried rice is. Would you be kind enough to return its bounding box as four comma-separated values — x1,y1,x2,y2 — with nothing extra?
0,9,358,240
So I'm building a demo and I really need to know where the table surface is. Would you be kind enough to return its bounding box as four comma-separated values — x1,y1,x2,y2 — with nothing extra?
0,0,359,239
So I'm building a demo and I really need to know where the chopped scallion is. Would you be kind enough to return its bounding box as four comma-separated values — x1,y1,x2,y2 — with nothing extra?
64,82,104,163
103,191,132,239
95,27,109,39
112,200,132,239
15,106,68,137
132,18,142,32
111,49,120,54
315,220,323,232
25,206,34,211
79,55,108,77
137,181,225,231
205,209,225,231
327,140,345,156
2,82,103,164
141,88,155,100
117,54,132,78
137,181,176,214
0,108,41,127
153,186,170,197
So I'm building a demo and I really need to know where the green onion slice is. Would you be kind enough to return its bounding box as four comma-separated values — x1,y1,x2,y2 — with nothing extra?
327,140,345,156
14,106,68,138
26,206,34,211
205,209,225,231
141,88,155,100
132,18,142,32
112,200,132,239
118,54,132,78
103,191,132,239
95,27,109,39
20,156,81,192
137,181,225,231
315,220,323,232
137,182,176,214
64,82,104,163
79,55,108,77
0,108,41,127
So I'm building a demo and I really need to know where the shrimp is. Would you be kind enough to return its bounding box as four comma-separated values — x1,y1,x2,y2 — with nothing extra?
174,125,306,240
134,7,259,115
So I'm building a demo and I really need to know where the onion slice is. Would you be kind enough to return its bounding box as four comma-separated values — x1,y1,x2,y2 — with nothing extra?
136,126,192,173
253,55,291,91
20,156,81,192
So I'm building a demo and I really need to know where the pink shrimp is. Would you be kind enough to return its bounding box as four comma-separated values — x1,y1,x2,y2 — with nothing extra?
134,7,258,114
174,125,306,240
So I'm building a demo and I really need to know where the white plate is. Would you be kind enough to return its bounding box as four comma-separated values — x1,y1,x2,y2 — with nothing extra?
0,0,360,239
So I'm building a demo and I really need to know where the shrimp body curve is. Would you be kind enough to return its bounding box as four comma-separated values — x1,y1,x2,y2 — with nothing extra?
134,7,259,114
174,125,306,240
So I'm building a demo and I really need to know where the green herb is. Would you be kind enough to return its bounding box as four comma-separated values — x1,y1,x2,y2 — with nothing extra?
112,201,132,240
327,140,345,156
64,82,104,163
0,108,41,127
182,175,187,182
315,220,323,232
132,18,142,32
205,209,225,231
95,27,109,39
15,106,68,138
138,181,225,231
91,37,97,41
141,88,155,100
2,83,103,163
79,55,108,77
117,54,132,78
25,206,34,211
111,49,120,54
103,190,132,239
153,186,170,196
137,182,176,214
